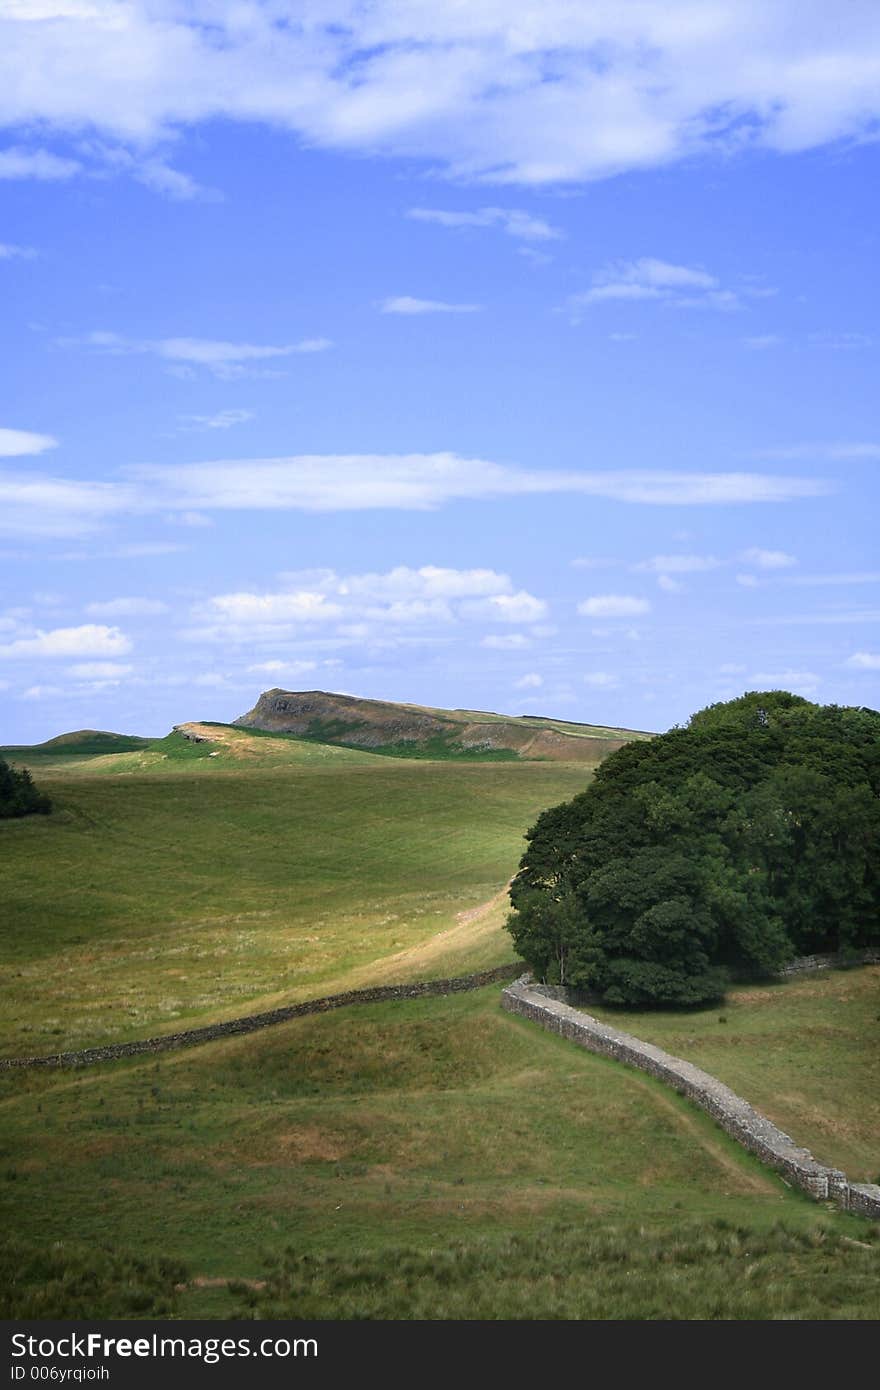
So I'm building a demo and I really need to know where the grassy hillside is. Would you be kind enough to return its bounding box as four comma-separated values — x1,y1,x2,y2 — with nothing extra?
235,688,652,761
0,729,592,1054
3,985,877,1320
585,965,880,1181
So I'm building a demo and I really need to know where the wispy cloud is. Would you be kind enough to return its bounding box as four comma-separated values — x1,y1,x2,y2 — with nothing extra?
131,456,832,514
847,652,880,670
514,672,543,689
740,547,797,569
407,207,561,242
62,332,332,379
0,454,833,540
755,442,880,462
0,427,57,457
0,241,37,260
567,258,739,316
179,409,254,432
636,554,721,574
379,297,482,315
0,146,81,180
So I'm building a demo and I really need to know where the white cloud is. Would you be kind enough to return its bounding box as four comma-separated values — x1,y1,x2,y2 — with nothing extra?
67,661,133,678
461,591,548,624
0,473,134,537
740,547,797,569
0,427,57,456
21,684,64,700
3,5,880,189
208,592,344,625
719,663,746,674
515,672,543,689
65,332,332,379
481,633,529,650
0,624,131,658
380,296,481,315
407,207,561,241
736,573,760,587
657,574,684,593
568,258,739,315
847,652,880,670
85,597,168,617
0,147,81,180
247,659,319,675
180,409,255,431
577,595,651,618
134,454,831,513
583,671,618,688
786,572,880,587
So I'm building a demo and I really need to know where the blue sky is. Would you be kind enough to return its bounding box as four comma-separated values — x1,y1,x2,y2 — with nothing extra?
1,2,879,742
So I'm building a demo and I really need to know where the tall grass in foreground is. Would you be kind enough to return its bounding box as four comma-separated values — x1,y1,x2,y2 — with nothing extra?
232,1219,880,1320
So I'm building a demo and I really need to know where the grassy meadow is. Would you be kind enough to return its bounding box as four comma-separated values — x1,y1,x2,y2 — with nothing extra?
2,723,878,1320
586,965,880,1181
0,727,592,1055
3,985,878,1320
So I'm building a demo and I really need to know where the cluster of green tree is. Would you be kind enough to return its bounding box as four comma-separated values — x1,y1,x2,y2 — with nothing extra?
0,756,51,819
506,692,880,1007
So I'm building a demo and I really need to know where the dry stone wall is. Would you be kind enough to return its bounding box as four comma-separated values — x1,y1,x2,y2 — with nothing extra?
502,976,880,1221
0,963,520,1071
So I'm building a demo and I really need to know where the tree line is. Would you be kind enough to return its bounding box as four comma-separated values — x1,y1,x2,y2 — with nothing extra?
506,692,880,1006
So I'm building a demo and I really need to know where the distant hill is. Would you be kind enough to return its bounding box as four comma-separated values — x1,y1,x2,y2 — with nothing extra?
234,689,652,762
0,730,156,767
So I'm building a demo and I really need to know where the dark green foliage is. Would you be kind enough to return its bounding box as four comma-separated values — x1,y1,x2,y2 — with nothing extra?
0,1232,187,1318
0,756,51,818
507,693,880,1006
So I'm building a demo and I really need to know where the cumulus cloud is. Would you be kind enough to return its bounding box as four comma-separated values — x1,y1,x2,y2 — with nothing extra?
515,672,543,689
407,207,561,241
461,592,548,624
847,652,880,670
577,595,651,618
3,5,880,190
0,623,131,658
379,296,481,315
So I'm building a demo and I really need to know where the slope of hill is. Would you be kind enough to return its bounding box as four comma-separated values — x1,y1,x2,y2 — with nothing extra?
235,689,651,761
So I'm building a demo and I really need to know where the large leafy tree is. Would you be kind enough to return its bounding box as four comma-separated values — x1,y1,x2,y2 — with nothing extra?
507,693,879,1006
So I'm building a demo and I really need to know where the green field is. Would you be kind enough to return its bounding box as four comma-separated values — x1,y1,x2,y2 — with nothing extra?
586,966,880,1181
2,725,878,1321
3,986,878,1320
0,729,592,1055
